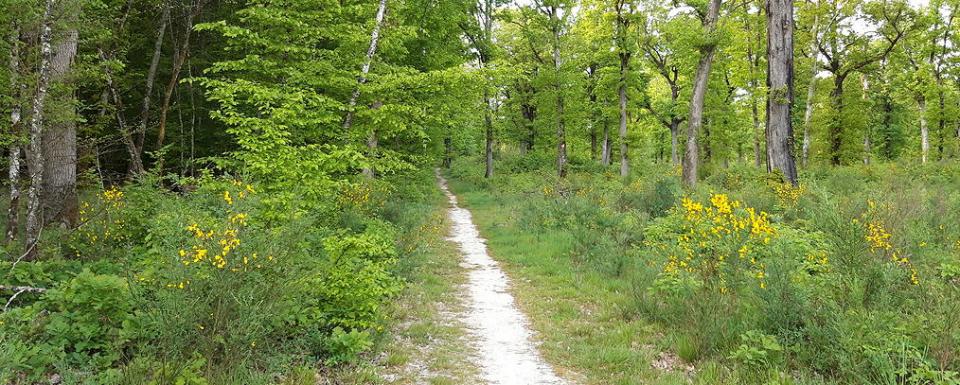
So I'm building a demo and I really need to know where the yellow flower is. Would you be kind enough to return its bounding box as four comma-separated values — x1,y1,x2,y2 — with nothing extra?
223,191,234,205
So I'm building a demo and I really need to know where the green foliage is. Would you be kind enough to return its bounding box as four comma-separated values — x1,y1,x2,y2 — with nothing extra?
728,331,783,369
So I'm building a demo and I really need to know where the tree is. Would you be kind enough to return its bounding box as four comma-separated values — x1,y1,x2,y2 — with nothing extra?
799,0,822,166
24,0,56,259
682,0,722,187
533,0,572,178
615,0,634,177
818,0,910,165
6,20,24,244
765,0,798,185
637,2,687,166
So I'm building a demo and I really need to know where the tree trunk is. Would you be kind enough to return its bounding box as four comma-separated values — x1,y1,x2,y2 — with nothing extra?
618,52,630,177
682,0,722,187
765,0,797,185
101,50,145,175
670,119,680,166
801,10,820,167
6,23,24,244
616,5,630,177
919,96,929,163
484,91,494,178
24,0,55,260
552,25,566,178
829,75,845,165
751,88,762,167
601,117,611,166
937,88,945,160
443,136,452,168
132,2,170,175
861,75,870,165
343,0,388,130
522,102,536,153
41,25,78,229
156,0,202,152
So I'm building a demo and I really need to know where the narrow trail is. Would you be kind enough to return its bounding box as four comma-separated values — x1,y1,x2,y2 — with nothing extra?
436,172,568,385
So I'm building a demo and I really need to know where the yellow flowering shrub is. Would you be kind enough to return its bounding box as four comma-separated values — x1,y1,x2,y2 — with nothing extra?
771,182,805,207
71,186,130,258
646,193,779,293
858,200,920,286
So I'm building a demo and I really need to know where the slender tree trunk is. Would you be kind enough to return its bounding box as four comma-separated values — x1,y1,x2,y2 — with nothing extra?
24,0,56,259
522,102,536,153
132,2,170,175
801,9,820,167
42,24,78,229
6,24,24,244
751,88,762,167
682,0,722,187
937,88,945,160
670,119,679,166
156,1,202,151
343,0,388,130
746,6,763,168
618,52,630,177
829,75,845,165
590,123,597,160
616,4,631,177
861,75,871,165
443,136,452,168
601,117,611,166
919,95,929,163
101,50,145,174
669,83,681,166
552,25,566,178
484,91,494,178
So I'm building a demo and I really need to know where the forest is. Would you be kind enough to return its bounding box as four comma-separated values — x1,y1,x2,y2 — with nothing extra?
1,0,959,383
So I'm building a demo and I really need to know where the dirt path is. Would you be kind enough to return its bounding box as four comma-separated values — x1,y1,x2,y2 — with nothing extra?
437,172,567,385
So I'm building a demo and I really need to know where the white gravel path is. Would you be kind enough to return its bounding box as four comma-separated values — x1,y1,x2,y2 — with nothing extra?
437,172,567,385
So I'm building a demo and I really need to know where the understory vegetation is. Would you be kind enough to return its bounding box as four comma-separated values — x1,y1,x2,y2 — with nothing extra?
0,169,445,384
447,154,960,385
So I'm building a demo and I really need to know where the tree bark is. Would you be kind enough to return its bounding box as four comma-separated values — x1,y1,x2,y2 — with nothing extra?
41,23,78,229
682,0,722,187
24,0,56,259
6,24,24,244
765,0,797,185
919,95,928,163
